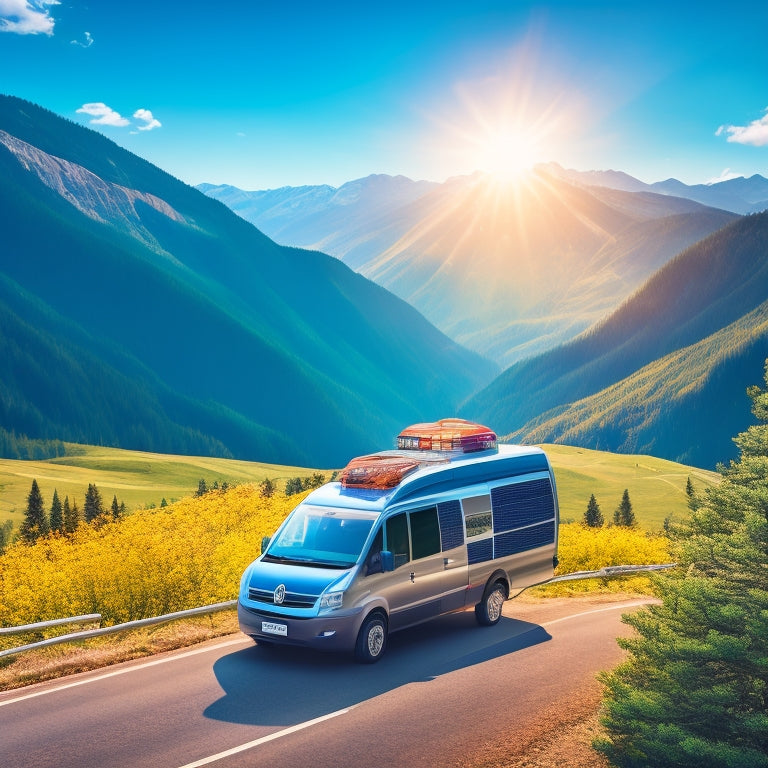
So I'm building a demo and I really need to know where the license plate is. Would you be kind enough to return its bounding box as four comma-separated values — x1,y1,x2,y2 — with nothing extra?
261,621,287,637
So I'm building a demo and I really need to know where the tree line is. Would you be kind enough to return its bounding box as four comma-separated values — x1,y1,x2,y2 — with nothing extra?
16,480,126,546
582,488,636,528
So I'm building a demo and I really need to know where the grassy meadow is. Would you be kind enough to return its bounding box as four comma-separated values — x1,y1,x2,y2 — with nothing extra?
0,441,719,532
0,444,322,529
542,443,720,529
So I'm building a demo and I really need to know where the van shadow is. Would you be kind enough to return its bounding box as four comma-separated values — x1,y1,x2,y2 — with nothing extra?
204,612,551,726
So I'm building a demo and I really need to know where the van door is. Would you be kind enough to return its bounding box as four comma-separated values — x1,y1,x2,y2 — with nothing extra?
387,507,467,630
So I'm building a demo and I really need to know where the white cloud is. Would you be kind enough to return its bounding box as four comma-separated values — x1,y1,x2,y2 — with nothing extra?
705,168,743,185
70,30,93,47
76,102,130,127
133,108,162,131
717,108,768,147
0,0,59,35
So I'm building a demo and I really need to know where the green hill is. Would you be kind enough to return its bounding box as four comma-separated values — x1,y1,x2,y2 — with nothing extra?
0,442,719,534
463,211,768,467
0,95,495,466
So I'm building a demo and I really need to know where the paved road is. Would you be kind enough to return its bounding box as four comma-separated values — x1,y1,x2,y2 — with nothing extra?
1,598,648,768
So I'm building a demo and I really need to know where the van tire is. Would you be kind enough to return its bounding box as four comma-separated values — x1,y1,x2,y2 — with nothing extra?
475,580,507,626
354,612,388,663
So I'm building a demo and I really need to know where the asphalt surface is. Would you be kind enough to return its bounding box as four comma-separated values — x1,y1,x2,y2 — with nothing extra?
1,598,648,768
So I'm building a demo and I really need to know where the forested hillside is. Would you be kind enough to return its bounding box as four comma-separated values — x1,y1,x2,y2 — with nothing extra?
463,212,768,467
0,96,495,467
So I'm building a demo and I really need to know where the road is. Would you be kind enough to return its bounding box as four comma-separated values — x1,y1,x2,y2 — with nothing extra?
1,598,648,768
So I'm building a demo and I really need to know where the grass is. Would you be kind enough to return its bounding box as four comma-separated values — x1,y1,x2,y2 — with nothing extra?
0,443,322,528
540,443,719,530
1,441,719,532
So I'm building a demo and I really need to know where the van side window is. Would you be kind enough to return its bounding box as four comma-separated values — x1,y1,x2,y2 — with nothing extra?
410,506,440,560
463,495,492,538
385,513,411,569
364,527,384,576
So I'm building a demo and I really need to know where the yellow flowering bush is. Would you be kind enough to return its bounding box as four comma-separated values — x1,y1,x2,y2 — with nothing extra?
0,485,299,627
0,488,674,628
536,522,671,596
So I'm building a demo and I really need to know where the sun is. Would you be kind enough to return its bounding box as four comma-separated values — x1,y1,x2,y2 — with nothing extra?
475,126,540,185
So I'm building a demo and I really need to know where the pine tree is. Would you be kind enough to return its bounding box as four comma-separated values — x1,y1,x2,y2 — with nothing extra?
63,495,80,533
685,475,701,511
195,478,208,497
0,519,14,553
110,495,121,519
613,488,636,527
595,364,768,768
49,488,63,533
84,483,103,523
19,479,49,543
583,494,604,527
259,478,275,498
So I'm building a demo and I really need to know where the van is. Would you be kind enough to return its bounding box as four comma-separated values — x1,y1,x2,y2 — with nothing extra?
237,419,559,662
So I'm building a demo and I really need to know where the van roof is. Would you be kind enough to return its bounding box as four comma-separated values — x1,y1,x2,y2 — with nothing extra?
305,444,550,513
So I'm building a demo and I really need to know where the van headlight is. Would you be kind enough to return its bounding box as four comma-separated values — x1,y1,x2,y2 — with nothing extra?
319,591,344,610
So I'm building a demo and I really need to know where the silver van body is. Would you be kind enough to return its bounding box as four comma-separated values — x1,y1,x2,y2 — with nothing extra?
237,443,559,662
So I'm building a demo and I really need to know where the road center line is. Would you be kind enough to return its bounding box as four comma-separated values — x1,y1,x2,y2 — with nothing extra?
176,708,352,768
540,600,653,628
0,637,250,708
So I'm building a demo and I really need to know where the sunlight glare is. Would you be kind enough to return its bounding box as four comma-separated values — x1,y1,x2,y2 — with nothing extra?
476,126,539,184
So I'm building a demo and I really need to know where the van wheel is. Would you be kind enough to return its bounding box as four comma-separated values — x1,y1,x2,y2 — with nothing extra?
475,580,507,626
354,612,388,663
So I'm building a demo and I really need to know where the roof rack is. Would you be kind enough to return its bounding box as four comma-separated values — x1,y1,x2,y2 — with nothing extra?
338,418,497,490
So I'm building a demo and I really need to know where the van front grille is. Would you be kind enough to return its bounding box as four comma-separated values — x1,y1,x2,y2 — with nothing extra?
248,587,317,608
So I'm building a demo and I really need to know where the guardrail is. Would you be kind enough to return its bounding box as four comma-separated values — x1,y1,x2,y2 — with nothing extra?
0,614,102,637
0,601,236,659
1,563,677,659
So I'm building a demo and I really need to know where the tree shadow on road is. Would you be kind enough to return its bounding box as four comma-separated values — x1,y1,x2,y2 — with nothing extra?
204,611,550,726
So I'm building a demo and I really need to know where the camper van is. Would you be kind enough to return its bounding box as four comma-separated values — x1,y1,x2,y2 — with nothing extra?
237,419,559,663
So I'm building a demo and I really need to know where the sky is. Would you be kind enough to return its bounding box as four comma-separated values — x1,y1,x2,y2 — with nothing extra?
1,0,768,190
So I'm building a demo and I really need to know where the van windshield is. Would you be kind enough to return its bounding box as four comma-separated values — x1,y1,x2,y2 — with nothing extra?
264,505,377,568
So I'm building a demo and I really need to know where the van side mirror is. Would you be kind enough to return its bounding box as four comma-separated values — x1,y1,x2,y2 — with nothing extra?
261,536,271,554
381,550,394,572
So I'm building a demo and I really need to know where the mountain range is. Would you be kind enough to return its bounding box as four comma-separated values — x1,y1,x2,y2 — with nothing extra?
200,167,768,468
0,95,494,467
4,94,768,472
200,172,737,367
540,162,768,215
462,211,768,468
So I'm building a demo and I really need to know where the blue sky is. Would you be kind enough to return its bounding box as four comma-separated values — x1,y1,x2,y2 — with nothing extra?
1,0,767,189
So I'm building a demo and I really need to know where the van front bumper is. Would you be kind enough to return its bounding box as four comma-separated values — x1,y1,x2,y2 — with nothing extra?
238,600,364,652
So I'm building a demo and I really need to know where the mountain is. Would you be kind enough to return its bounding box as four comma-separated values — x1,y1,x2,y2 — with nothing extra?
202,171,735,367
650,175,768,215
198,175,438,271
0,95,495,467
461,211,768,468
541,161,768,215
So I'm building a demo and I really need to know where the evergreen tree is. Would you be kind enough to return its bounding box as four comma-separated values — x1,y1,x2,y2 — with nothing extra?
583,494,604,527
613,488,636,527
195,478,208,497
49,488,63,533
19,479,49,543
84,483,103,523
110,495,120,519
63,495,80,533
0,519,14,553
595,364,768,768
685,475,701,511
160,497,168,508
259,478,275,498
